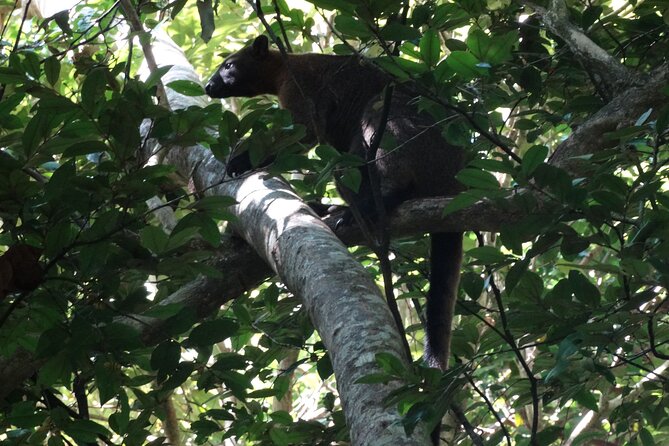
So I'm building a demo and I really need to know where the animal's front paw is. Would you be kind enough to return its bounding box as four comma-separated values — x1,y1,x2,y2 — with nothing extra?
334,208,355,231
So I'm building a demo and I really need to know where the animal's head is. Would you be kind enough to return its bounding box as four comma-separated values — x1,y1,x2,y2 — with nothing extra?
205,35,276,98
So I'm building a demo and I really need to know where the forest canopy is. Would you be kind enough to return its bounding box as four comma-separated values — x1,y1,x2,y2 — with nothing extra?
0,0,668,445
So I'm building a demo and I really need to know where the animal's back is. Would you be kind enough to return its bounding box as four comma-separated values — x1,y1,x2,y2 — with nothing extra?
279,54,389,151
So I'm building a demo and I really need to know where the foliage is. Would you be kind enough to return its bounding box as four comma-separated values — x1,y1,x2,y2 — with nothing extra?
0,0,668,445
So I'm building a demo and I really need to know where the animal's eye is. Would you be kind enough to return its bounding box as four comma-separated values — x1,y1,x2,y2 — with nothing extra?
223,62,233,69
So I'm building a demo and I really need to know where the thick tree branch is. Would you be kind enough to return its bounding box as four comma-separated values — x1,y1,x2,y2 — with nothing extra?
525,0,638,96
549,63,669,169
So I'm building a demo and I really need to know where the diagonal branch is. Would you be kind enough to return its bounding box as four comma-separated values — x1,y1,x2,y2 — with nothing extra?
524,0,639,96
549,63,669,169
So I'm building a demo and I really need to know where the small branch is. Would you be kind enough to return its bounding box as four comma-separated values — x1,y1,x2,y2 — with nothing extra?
476,233,539,445
118,0,168,106
362,83,412,361
73,374,89,419
0,0,29,101
271,0,291,53
0,0,19,43
466,373,512,446
451,405,485,446
11,0,30,53
249,0,287,55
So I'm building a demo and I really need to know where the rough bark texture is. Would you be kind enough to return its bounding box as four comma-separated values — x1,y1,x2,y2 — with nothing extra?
549,64,669,169
529,0,639,97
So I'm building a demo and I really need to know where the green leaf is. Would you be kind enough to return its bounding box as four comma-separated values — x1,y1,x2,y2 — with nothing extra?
150,340,181,373
63,419,110,443
467,29,518,65
522,145,548,176
467,246,507,264
432,4,469,30
514,271,544,301
8,402,47,429
419,29,441,66
446,51,486,79
219,370,253,396
334,15,372,39
605,125,646,140
442,191,480,216
375,352,407,377
535,426,563,445
45,221,78,258
317,353,333,380
140,226,168,255
196,0,215,42
506,258,529,293
94,360,122,405
44,56,61,85
640,428,655,446
38,355,71,386
0,66,27,84
145,65,173,88
20,51,41,79
306,0,355,13
375,56,411,81
161,361,195,390
379,22,421,41
546,334,582,382
166,80,205,96
355,372,392,384
568,270,600,307
81,68,107,114
62,140,109,157
635,108,653,126
23,111,55,157
338,167,361,193
190,195,237,219
170,0,188,18
187,318,239,346
572,388,598,411
455,168,500,189
461,271,484,299
108,391,130,435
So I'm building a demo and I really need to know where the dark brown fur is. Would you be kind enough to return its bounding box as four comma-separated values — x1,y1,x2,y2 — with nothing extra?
206,36,464,373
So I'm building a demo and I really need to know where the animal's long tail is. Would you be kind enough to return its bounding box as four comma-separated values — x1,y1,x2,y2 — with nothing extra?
424,231,463,371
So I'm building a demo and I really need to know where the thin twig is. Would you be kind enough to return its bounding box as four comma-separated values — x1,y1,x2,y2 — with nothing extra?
475,232,539,445
0,0,19,43
271,0,291,53
249,0,287,55
11,0,30,53
466,373,513,446
119,0,168,106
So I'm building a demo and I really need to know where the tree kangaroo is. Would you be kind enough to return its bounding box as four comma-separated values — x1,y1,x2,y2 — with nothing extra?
205,35,464,373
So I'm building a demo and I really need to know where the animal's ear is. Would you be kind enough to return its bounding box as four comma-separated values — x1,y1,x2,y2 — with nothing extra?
252,35,269,59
